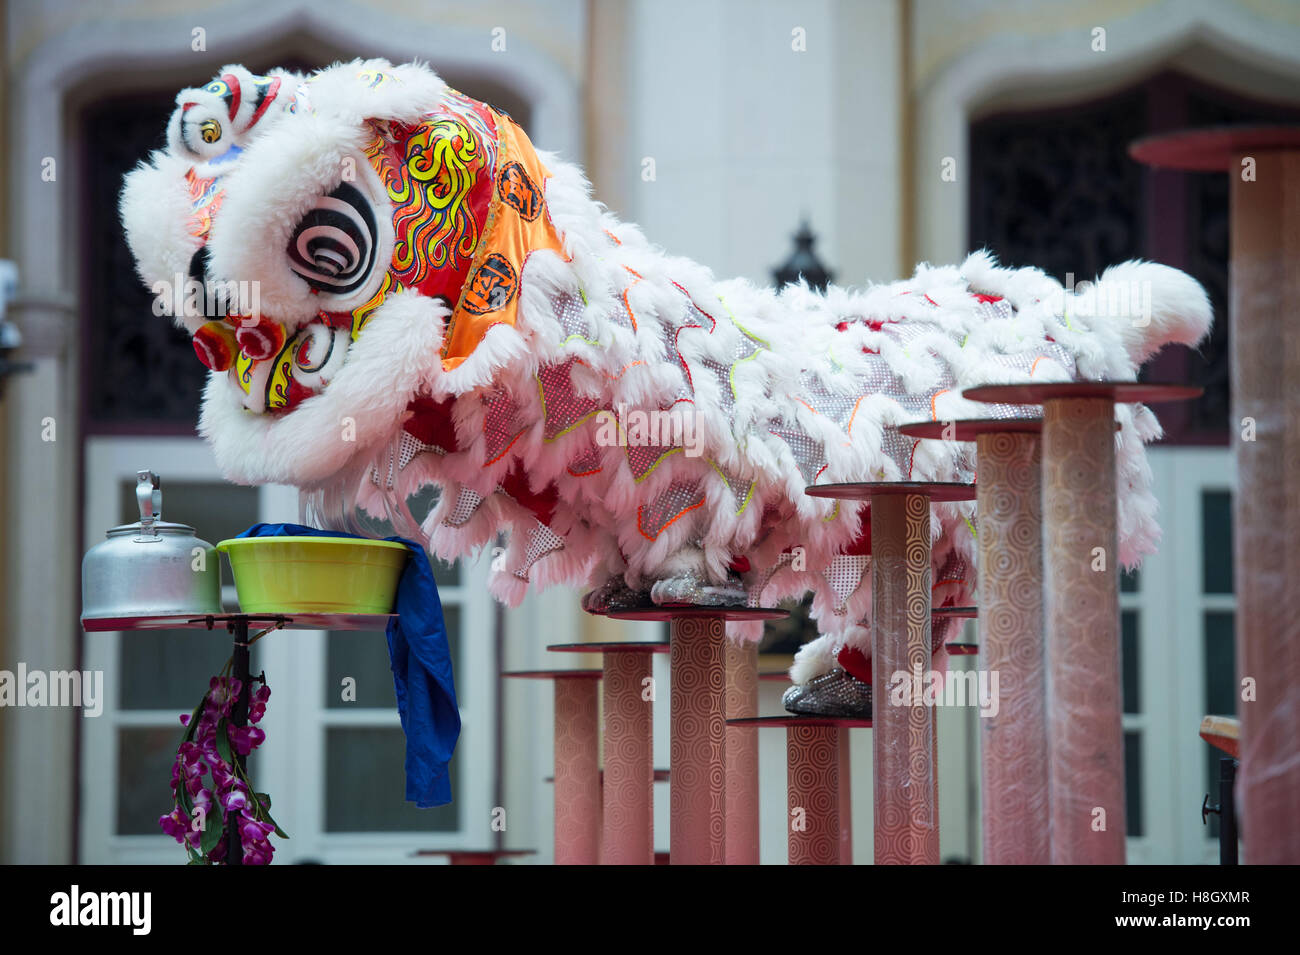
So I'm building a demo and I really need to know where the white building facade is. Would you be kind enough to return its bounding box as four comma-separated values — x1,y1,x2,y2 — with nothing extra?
3,0,1298,864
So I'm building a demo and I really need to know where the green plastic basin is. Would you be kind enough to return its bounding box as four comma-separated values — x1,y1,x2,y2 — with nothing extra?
216,536,409,614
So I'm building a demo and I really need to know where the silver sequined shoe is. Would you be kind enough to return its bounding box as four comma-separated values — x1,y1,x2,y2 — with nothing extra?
782,669,872,719
580,576,653,614
649,569,748,607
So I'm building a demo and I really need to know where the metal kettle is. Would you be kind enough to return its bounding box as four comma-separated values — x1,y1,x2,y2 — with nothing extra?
81,469,223,623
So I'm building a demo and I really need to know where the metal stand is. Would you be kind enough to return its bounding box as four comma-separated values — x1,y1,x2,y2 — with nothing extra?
84,611,399,866
1203,758,1240,866
1219,758,1239,866
227,617,251,866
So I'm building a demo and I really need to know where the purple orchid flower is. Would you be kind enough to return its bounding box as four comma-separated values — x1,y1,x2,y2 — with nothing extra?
162,673,281,863
228,725,266,756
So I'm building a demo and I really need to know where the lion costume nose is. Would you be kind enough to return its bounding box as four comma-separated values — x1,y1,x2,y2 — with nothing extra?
189,315,288,371
232,315,288,360
191,321,237,371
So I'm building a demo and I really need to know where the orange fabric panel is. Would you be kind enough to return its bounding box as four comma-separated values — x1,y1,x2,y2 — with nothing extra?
441,111,567,370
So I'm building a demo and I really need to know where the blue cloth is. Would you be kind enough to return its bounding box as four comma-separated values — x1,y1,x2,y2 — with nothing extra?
236,523,460,808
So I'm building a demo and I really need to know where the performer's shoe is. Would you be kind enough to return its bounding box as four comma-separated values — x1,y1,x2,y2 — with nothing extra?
649,570,748,607
782,668,872,719
580,577,651,613
583,570,750,613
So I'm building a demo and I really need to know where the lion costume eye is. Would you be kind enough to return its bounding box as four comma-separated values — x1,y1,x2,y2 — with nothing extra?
286,181,379,294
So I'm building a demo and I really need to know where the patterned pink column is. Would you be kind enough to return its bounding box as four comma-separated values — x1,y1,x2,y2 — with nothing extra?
725,639,760,864
787,723,840,865
1230,149,1300,864
838,729,852,864
977,430,1051,864
1042,398,1126,863
670,615,727,864
601,651,654,865
932,714,939,858
1131,127,1300,864
554,676,601,865
871,492,939,864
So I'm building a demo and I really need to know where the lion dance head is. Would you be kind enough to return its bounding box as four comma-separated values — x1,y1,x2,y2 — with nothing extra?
123,59,565,514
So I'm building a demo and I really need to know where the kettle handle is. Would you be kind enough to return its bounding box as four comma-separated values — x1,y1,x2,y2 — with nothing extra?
136,470,162,536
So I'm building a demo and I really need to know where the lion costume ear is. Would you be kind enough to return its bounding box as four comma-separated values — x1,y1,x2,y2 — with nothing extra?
166,65,298,168
294,58,447,128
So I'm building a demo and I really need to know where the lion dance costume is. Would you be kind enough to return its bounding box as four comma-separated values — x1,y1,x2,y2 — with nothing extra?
122,60,1212,717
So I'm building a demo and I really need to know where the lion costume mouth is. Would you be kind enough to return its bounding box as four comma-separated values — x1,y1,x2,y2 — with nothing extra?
222,313,353,415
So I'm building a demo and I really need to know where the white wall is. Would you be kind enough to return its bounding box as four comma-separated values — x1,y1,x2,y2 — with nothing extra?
623,0,902,287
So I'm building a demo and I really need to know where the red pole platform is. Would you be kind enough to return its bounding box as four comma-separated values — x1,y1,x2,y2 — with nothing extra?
807,482,975,865
548,641,668,865
601,606,786,865
967,383,1199,864
504,669,602,864
728,715,870,865
1133,126,1300,863
900,418,1050,864
725,639,760,865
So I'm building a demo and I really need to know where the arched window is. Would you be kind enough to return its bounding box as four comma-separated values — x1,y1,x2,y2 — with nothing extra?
970,70,1300,444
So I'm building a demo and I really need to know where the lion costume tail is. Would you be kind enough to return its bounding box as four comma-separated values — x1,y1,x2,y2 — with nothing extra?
786,254,1212,689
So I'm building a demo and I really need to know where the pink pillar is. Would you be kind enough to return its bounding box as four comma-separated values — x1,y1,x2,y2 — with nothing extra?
554,676,601,865
601,651,654,865
932,715,939,858
838,730,853,864
1042,397,1125,863
1132,126,1300,863
787,723,840,865
977,430,1051,864
725,639,760,864
963,384,1196,862
1229,147,1300,864
670,615,726,864
871,492,939,865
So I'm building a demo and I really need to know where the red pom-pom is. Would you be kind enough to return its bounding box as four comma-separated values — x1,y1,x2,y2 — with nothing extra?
234,316,287,360
837,645,872,685
191,321,237,371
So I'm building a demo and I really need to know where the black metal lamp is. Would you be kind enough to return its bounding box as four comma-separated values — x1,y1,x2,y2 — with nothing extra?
0,261,34,401
772,220,833,292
